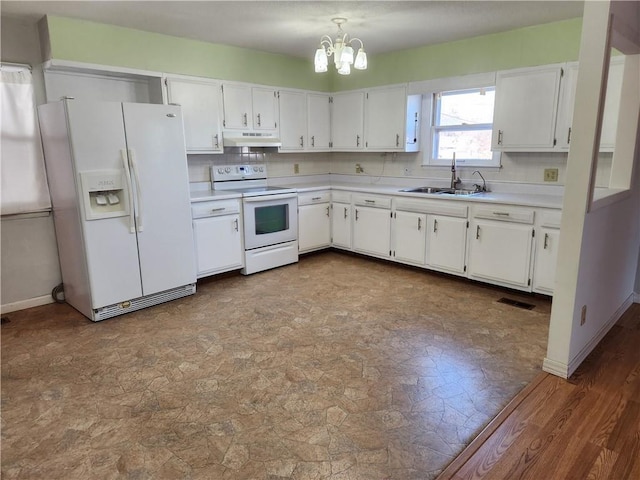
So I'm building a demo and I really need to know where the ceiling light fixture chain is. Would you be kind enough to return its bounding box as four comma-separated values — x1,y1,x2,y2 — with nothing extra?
314,17,367,75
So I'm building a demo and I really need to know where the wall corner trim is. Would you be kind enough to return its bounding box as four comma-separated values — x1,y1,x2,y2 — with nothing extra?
542,357,570,378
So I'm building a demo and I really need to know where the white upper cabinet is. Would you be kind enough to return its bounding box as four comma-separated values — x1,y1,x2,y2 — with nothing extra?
492,65,563,151
556,58,624,151
365,85,407,151
165,76,223,153
307,93,331,151
331,91,365,150
279,90,308,151
222,84,278,131
252,87,278,130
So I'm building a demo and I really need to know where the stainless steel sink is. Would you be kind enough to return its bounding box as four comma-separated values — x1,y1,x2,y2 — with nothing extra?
399,186,453,194
399,186,481,196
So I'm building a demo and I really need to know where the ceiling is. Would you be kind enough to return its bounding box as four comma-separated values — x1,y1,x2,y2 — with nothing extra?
1,1,585,59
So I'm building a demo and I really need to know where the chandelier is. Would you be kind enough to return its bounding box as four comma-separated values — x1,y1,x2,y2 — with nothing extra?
314,18,367,75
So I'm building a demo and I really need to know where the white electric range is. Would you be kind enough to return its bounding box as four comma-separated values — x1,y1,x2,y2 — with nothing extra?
211,164,298,274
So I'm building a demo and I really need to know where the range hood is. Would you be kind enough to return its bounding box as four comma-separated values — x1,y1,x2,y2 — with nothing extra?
222,131,281,148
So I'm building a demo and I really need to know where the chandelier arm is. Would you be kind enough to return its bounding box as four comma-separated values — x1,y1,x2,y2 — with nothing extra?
350,38,364,49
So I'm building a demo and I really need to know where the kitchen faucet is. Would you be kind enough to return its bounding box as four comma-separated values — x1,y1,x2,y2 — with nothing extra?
450,154,461,189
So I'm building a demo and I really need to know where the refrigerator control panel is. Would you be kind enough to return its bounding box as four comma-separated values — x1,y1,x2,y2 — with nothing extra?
80,170,129,220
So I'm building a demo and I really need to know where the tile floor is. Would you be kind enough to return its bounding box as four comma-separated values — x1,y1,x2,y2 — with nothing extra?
1,251,551,479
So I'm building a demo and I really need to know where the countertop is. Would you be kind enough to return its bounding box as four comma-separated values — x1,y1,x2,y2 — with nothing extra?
189,189,242,202
290,181,564,209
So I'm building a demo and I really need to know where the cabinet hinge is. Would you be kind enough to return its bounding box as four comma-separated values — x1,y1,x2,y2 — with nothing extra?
223,119,226,127
329,96,333,104
528,278,531,286
366,93,369,100
553,138,557,146
390,211,393,218
275,91,278,98
221,85,224,93
466,221,469,228
464,265,467,272
390,250,393,256
532,229,535,238
366,142,368,148
164,78,168,86
560,67,564,77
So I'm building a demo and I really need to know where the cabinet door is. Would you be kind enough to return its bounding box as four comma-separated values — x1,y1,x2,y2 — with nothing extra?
353,206,391,257
467,220,533,289
222,84,253,129
299,203,331,252
555,59,623,151
533,227,560,294
308,93,331,150
193,214,243,277
166,77,223,153
493,65,562,150
279,90,307,151
426,215,468,275
252,87,278,130
393,210,427,265
331,202,352,249
331,91,365,150
365,86,406,151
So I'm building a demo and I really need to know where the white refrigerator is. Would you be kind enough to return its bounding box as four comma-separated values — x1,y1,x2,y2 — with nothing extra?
39,99,197,321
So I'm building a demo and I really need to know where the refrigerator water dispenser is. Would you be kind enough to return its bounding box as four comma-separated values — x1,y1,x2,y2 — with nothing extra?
80,170,129,220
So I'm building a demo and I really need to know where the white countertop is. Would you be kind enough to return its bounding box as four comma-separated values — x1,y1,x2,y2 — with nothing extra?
190,189,242,202
289,181,564,209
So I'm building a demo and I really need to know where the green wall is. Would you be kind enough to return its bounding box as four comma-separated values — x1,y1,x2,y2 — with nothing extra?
45,16,329,91
45,15,582,93
330,18,583,90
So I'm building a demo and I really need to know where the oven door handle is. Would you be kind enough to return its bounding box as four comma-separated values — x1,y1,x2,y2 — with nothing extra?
243,193,298,203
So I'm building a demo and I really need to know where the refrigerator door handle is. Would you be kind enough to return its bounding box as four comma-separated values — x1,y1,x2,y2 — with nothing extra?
128,148,144,232
120,149,136,233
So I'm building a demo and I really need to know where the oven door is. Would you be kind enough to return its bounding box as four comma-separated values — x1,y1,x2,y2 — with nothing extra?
243,193,298,250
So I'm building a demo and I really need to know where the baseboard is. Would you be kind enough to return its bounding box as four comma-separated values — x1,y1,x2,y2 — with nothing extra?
1,295,54,314
543,293,634,379
542,357,569,378
634,292,640,303
567,293,634,377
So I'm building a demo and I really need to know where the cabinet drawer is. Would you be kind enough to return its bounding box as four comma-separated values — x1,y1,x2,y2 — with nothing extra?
539,210,562,228
191,199,240,219
473,206,534,224
331,190,352,203
394,198,468,218
353,194,391,209
298,191,330,205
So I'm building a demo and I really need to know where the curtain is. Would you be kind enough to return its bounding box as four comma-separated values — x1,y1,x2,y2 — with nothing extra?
1,66,51,215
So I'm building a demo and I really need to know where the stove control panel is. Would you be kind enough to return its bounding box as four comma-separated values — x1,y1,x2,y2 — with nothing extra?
212,164,266,181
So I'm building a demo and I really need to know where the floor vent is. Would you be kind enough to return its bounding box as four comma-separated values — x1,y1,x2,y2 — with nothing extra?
497,298,535,310
1,316,10,325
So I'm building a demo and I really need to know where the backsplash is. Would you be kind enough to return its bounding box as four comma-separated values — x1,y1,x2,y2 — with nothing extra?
187,150,612,188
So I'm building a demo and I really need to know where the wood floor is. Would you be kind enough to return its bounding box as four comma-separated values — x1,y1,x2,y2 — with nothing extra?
437,302,640,480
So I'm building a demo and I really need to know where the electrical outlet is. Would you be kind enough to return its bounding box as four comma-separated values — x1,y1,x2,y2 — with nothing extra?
580,305,587,325
544,168,559,182
294,163,299,174
355,163,364,174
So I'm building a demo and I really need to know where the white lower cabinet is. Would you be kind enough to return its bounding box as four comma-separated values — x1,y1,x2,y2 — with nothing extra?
298,191,331,253
533,210,562,294
467,206,535,291
393,210,427,265
352,195,392,258
426,215,468,275
331,202,352,249
192,200,243,278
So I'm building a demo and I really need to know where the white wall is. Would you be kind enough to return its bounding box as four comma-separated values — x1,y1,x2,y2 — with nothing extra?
1,16,61,312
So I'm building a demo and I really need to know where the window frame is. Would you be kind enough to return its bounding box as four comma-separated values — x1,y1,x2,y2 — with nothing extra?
415,72,500,168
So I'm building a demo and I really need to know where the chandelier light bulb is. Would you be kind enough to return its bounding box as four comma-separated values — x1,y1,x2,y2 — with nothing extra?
313,17,367,75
